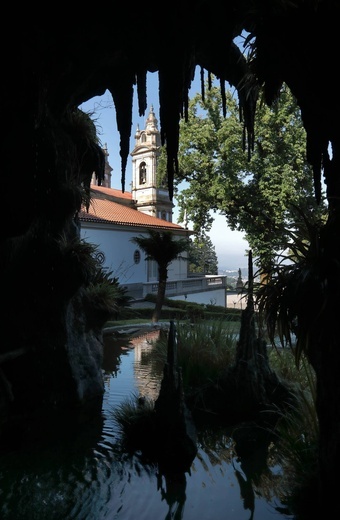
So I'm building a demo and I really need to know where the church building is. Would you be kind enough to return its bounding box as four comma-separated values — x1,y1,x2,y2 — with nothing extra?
79,107,227,305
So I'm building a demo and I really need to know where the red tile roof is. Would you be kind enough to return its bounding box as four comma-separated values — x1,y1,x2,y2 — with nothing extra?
88,185,132,204
79,185,187,232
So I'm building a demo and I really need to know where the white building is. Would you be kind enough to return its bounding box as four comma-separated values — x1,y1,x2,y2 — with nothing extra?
79,107,227,306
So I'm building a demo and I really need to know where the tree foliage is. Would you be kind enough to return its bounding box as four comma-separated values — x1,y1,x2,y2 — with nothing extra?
130,230,189,322
172,81,327,270
188,232,218,274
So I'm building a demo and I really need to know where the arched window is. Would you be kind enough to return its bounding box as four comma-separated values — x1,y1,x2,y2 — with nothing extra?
139,162,147,184
133,250,141,264
141,133,146,143
148,259,158,281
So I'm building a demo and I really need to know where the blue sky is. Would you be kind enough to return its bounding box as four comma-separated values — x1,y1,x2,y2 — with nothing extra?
79,68,249,271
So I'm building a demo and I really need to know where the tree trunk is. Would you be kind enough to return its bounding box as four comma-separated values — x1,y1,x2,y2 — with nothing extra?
305,212,340,516
231,251,292,419
152,266,168,323
154,321,197,472
313,344,340,517
308,145,340,516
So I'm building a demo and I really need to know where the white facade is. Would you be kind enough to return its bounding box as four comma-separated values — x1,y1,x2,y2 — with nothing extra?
169,287,227,307
81,222,189,286
80,106,228,306
131,105,174,222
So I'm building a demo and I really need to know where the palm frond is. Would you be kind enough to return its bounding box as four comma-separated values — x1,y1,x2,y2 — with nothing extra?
254,205,334,366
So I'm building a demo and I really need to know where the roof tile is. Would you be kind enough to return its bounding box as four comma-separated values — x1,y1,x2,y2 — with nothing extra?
79,185,187,231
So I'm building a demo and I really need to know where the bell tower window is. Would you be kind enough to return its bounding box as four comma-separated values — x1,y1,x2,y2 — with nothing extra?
139,162,147,184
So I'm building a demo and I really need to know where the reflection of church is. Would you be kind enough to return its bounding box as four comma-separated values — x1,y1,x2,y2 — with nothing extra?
131,330,162,401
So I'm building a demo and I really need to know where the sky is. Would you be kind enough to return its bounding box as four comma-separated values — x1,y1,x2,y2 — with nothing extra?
79,69,250,271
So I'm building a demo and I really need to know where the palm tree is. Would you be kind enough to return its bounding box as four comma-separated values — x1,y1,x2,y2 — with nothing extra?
131,230,189,323
254,207,340,514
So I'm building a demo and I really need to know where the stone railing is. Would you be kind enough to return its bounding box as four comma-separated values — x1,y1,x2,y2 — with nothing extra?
143,275,227,298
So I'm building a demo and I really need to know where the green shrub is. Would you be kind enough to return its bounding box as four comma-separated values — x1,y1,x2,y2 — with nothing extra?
185,304,205,322
204,304,228,314
144,294,189,310
144,293,157,303
151,320,238,389
133,295,243,322
204,312,229,320
222,309,242,321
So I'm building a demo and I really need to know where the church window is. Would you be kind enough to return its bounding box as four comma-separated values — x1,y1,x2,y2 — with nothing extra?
95,251,105,264
139,162,147,184
148,259,158,280
141,133,146,143
134,250,141,264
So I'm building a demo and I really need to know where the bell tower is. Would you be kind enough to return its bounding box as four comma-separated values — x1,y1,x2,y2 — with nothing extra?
131,106,174,221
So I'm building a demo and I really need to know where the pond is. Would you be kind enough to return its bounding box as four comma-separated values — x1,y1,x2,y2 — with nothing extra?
0,328,294,520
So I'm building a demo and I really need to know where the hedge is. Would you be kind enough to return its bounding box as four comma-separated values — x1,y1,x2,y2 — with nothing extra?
119,296,242,322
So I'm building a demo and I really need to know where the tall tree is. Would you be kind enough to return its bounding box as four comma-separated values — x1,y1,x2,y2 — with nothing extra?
173,82,327,272
188,232,218,274
130,230,189,323
173,80,340,515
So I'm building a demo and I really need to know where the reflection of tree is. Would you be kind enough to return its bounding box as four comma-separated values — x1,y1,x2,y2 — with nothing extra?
196,423,286,513
234,468,255,520
232,443,263,520
102,335,128,377
194,426,236,467
231,423,286,518
157,471,187,520
107,330,289,515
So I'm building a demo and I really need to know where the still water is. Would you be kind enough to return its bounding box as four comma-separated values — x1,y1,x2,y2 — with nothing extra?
0,329,294,520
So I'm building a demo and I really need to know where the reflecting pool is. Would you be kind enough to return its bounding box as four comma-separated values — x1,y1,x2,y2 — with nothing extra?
0,329,294,520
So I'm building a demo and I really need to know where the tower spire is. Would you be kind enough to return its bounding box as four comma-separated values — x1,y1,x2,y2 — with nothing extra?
130,106,174,221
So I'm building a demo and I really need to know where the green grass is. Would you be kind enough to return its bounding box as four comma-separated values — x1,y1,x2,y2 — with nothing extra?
112,392,156,441
105,311,242,332
138,318,239,391
105,318,154,326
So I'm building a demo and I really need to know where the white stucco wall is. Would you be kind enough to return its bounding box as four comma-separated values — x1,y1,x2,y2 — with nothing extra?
80,222,188,285
226,291,247,310
169,288,226,307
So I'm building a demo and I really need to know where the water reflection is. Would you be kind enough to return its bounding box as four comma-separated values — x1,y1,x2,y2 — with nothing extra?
157,471,187,520
0,330,293,520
